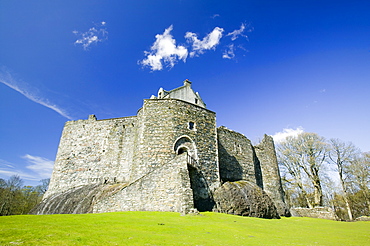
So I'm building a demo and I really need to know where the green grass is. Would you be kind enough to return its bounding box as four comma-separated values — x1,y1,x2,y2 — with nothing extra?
0,212,369,245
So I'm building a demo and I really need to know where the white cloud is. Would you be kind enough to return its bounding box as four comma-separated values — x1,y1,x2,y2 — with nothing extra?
140,23,252,70
23,154,54,179
227,23,250,41
140,25,188,71
272,127,305,143
185,27,224,57
222,44,235,59
0,155,53,183
0,159,40,182
0,167,33,180
73,22,108,50
0,68,73,120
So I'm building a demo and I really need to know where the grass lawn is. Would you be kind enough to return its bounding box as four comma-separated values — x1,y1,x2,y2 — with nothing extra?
0,212,369,245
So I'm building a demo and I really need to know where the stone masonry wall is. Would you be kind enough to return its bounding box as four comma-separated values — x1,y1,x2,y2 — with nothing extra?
92,154,194,214
217,126,257,184
44,115,137,199
131,99,220,192
254,135,290,216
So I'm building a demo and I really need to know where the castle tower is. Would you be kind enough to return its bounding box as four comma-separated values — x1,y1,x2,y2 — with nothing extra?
131,81,220,211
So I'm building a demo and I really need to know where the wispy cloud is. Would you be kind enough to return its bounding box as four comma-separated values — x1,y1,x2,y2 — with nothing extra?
23,154,54,179
0,159,14,169
226,23,250,41
0,68,72,119
272,127,305,143
140,25,188,71
73,21,108,50
0,155,53,182
221,23,252,60
0,167,34,180
185,27,224,57
222,44,235,59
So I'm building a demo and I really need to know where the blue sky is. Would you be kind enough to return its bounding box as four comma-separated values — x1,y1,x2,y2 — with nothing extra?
1,0,369,185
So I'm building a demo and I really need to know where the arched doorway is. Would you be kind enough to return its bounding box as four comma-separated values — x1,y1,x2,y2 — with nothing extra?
173,136,214,211
177,147,188,155
173,136,197,159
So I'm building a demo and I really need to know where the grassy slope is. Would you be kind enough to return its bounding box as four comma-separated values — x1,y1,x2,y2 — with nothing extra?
0,212,369,245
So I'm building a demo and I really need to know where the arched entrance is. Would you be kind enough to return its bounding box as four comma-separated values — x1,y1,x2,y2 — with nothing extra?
173,136,214,211
173,136,197,159
177,147,188,155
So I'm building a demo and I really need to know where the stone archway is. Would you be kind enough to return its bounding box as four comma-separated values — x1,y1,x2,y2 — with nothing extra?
173,136,197,159
173,136,213,211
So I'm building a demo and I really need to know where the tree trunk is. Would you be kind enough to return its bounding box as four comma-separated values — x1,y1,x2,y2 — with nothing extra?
312,178,323,207
343,195,353,221
297,182,313,208
339,173,353,220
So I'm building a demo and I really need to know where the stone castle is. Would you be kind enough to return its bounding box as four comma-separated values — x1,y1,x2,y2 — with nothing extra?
33,80,290,218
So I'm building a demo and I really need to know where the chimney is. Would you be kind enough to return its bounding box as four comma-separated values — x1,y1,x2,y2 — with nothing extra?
183,79,192,87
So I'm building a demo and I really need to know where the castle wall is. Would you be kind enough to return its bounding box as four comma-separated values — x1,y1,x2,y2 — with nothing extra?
217,126,257,184
254,135,290,216
44,116,137,199
92,154,194,214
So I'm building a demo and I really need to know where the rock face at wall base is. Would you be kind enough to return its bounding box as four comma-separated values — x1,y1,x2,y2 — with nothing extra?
213,181,280,219
30,184,105,214
31,154,195,215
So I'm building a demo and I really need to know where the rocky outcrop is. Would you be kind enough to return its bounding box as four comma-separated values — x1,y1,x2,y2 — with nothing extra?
30,184,104,214
31,154,195,215
213,181,280,219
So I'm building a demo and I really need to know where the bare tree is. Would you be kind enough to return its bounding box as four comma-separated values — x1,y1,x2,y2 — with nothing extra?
6,175,23,191
328,138,360,220
35,178,50,194
347,152,370,215
277,132,327,207
278,144,313,208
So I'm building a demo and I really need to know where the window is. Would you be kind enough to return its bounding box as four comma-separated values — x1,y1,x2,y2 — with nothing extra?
188,122,195,130
195,98,198,104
